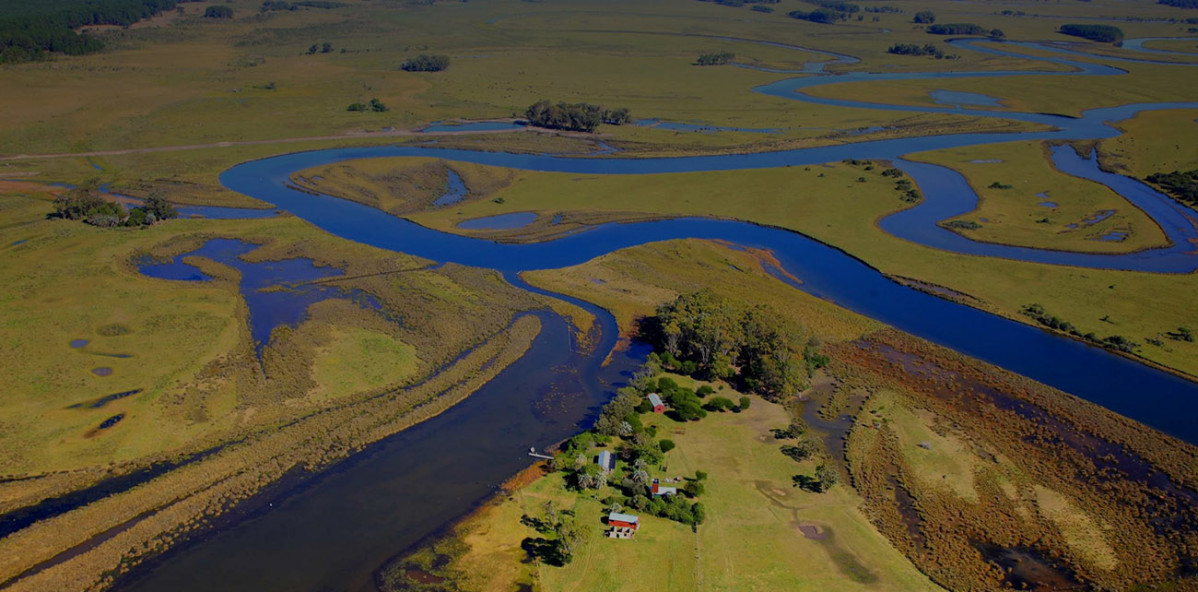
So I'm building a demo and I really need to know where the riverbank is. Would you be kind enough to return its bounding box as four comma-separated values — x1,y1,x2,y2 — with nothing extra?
385,318,1198,591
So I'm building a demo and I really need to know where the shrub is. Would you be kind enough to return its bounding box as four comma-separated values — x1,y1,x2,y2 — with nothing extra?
659,439,676,453
401,54,450,72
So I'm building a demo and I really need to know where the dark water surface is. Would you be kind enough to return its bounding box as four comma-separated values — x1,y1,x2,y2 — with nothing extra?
118,307,648,592
113,36,1198,592
139,238,382,353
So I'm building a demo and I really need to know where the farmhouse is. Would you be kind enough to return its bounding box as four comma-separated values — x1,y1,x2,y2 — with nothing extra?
597,449,616,473
647,393,665,413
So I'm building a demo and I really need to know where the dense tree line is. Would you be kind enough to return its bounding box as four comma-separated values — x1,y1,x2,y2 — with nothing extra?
400,54,449,72
1058,24,1124,43
694,0,780,7
1159,0,1198,7
524,100,631,133
695,51,734,65
926,23,982,34
1146,169,1198,206
888,43,945,58
260,1,346,11
787,8,842,23
802,0,859,12
1021,303,1139,353
0,0,201,63
643,290,825,398
913,10,935,23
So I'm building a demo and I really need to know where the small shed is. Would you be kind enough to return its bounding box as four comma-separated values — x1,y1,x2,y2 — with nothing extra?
647,393,666,413
597,449,616,473
651,479,677,497
608,512,640,530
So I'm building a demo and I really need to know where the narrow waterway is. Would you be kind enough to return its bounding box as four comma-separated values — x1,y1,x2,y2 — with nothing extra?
112,34,1198,592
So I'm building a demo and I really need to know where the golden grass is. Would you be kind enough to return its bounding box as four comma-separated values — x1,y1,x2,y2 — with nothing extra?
1032,485,1119,572
307,323,420,402
865,390,980,504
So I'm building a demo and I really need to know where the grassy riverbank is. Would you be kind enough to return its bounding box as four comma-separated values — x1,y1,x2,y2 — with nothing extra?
388,238,1198,591
307,154,1198,379
0,184,578,591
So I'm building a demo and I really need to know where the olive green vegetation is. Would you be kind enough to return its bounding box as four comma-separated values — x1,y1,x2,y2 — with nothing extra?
325,152,1198,378
906,140,1168,253
525,239,881,343
388,390,940,592
0,190,547,477
1099,108,1198,178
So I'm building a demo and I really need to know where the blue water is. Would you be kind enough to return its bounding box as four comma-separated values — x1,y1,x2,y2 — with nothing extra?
111,31,1198,592
1115,37,1198,58
209,37,1198,443
432,169,469,207
457,211,538,230
635,118,781,134
176,205,278,219
138,239,384,353
421,120,527,133
70,339,89,348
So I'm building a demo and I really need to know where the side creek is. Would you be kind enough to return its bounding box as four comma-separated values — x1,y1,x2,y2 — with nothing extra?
97,35,1198,592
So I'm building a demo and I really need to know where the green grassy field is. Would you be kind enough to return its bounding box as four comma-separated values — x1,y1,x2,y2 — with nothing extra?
0,187,545,476
426,390,939,592
310,153,1198,378
906,140,1168,253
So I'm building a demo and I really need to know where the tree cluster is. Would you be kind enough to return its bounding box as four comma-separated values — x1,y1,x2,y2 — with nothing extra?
546,364,709,530
306,42,333,54
913,10,935,23
203,5,234,19
643,290,823,399
400,54,449,72
803,0,859,12
1160,0,1198,7
53,184,177,228
694,0,780,7
793,463,839,492
888,43,946,58
1146,169,1198,206
520,502,580,566
347,98,388,112
695,51,734,66
261,1,345,11
787,8,843,23
926,23,986,35
524,100,631,133
1021,303,1139,353
1058,24,1123,43
0,0,201,64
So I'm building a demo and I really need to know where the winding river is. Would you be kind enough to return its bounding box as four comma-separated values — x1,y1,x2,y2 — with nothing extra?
119,36,1198,592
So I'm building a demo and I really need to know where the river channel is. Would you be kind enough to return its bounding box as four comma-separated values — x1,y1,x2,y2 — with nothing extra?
117,36,1198,592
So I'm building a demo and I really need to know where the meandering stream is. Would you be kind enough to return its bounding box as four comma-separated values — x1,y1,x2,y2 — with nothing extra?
117,36,1198,592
